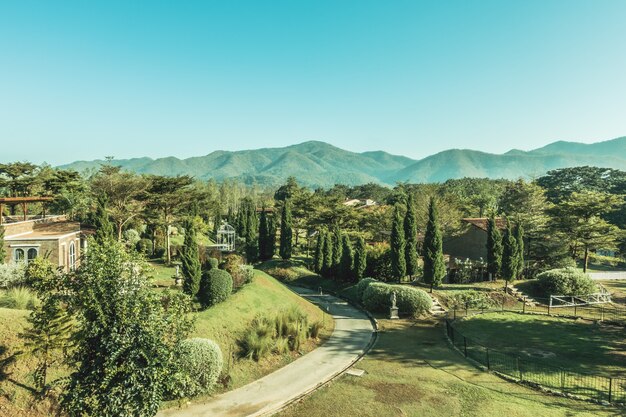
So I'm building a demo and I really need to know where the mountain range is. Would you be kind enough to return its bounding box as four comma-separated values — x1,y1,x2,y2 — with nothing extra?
59,136,626,188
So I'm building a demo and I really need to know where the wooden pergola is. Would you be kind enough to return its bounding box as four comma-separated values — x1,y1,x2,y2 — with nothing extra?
0,196,54,225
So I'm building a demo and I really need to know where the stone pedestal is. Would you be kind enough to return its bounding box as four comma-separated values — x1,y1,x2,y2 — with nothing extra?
389,306,399,320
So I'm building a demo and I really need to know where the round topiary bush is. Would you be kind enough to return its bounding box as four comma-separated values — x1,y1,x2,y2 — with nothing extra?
362,282,432,317
199,269,233,307
537,267,596,296
171,338,223,398
356,278,378,302
205,257,219,270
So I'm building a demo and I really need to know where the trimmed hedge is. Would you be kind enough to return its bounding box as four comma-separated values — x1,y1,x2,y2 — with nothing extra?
362,282,432,317
537,267,596,296
356,278,378,301
199,269,233,307
170,338,223,398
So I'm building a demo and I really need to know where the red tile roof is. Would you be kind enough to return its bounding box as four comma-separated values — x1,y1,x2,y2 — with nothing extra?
462,217,507,232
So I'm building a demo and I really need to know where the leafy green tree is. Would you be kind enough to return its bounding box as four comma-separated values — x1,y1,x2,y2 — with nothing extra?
404,194,418,277
514,223,524,278
331,228,343,277
61,241,193,417
321,230,333,278
279,199,293,260
390,204,406,281
501,221,519,287
353,236,367,281
181,219,202,297
486,216,502,279
537,166,626,203
92,195,115,244
340,235,354,281
313,231,325,273
423,197,446,292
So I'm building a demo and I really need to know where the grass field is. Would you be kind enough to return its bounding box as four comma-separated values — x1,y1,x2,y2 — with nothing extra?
279,318,617,417
598,280,626,305
453,312,626,377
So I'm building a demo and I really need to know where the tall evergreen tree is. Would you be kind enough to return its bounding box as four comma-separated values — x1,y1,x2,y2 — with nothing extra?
353,236,367,281
423,197,446,292
331,228,343,277
404,193,419,277
181,219,202,297
313,231,325,273
501,221,519,288
268,214,277,259
514,222,525,278
390,204,406,281
340,235,354,281
279,199,293,260
92,195,115,244
486,216,503,279
258,209,273,261
321,230,333,278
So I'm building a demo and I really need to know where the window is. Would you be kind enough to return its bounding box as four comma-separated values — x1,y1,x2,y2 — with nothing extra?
27,248,38,262
14,248,25,262
69,242,76,270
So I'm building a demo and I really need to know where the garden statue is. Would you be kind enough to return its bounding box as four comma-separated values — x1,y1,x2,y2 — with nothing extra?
389,291,399,319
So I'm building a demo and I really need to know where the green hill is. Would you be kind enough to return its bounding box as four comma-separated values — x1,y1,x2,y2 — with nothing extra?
59,137,626,187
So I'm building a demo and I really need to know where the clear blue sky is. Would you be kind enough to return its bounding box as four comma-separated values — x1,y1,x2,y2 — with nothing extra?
1,0,626,165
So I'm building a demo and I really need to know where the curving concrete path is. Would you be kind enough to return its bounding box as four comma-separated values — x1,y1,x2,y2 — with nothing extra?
158,286,375,417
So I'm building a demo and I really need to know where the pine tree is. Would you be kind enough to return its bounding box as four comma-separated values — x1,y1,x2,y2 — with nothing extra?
322,230,333,278
404,194,418,277
390,204,406,282
181,219,202,297
268,215,277,259
353,236,367,281
340,235,354,281
486,216,503,280
501,221,519,288
93,195,115,244
313,231,325,273
331,228,343,277
423,197,446,292
514,222,525,278
258,209,272,261
279,199,293,260
0,225,5,264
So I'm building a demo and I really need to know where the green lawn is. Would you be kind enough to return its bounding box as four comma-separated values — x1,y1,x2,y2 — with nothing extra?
279,318,616,417
453,312,626,377
146,260,178,287
597,280,626,305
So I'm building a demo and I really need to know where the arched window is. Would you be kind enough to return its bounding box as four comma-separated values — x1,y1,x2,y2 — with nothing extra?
69,242,76,270
27,248,38,262
14,248,25,263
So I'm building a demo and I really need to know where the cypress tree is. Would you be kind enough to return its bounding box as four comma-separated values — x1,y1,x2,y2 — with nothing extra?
423,197,446,292
279,199,293,260
93,195,115,244
246,202,258,244
514,223,525,278
313,231,325,273
390,204,406,282
181,219,202,297
258,209,272,261
331,228,343,277
353,236,367,281
268,215,277,259
486,216,503,280
404,194,418,278
339,235,354,281
322,230,333,278
501,221,519,288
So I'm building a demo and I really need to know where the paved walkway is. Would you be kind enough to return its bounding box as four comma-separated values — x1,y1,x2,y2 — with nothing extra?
158,287,375,417
590,271,626,280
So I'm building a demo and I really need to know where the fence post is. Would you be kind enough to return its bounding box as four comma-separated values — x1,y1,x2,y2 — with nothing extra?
464,337,468,357
517,357,522,381
454,307,457,320
548,303,551,316
601,305,604,322
465,302,469,317
574,304,577,317
523,301,526,314
609,377,613,403
486,348,490,370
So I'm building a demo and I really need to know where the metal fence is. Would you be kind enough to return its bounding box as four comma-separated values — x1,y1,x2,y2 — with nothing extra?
445,318,626,404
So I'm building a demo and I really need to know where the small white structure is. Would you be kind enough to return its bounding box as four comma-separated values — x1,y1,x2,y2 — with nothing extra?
215,222,236,252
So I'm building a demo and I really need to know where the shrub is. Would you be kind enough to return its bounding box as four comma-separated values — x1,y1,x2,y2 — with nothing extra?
308,321,323,339
365,244,393,281
537,267,596,296
169,338,223,398
136,238,153,255
265,267,299,281
0,262,26,289
446,291,495,309
0,287,40,310
240,317,275,361
153,247,166,259
240,265,254,285
199,269,233,308
123,229,141,248
205,257,219,271
221,254,249,289
356,278,377,302
362,282,432,317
